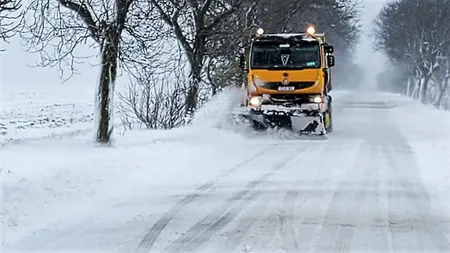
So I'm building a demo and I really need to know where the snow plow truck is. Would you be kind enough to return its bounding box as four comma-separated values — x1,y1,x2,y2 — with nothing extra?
232,25,335,137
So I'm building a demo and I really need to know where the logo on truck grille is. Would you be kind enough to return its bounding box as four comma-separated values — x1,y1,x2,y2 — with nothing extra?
283,77,289,85
281,54,289,65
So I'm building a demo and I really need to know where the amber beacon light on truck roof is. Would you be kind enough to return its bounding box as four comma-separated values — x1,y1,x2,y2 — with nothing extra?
306,25,316,35
254,24,317,36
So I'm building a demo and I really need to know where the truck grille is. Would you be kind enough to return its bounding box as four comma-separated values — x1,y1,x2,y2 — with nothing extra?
265,81,315,90
269,94,312,104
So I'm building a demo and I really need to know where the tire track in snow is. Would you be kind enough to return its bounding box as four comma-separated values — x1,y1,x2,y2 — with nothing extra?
311,141,377,252
135,92,355,253
135,145,280,252
278,189,301,250
217,186,273,252
276,142,344,252
214,96,359,252
359,143,390,252
218,144,327,252
274,160,322,251
159,145,311,253
382,145,450,251
383,147,423,252
380,107,450,251
333,143,373,253
162,185,263,253
219,185,303,253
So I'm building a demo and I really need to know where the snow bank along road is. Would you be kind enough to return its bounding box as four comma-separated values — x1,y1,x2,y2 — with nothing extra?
3,90,450,253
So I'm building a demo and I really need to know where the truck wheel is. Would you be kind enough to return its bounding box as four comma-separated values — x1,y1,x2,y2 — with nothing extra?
327,110,333,133
326,98,333,133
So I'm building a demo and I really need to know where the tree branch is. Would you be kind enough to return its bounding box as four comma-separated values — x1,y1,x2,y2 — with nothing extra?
57,0,99,42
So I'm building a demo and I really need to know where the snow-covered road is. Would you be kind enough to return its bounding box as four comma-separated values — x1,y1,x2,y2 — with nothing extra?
2,90,450,253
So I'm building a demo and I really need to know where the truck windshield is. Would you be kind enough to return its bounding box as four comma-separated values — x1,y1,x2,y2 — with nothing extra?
250,41,320,70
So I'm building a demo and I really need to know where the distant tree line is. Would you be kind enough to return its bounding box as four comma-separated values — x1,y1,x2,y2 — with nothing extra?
372,0,450,109
2,0,362,143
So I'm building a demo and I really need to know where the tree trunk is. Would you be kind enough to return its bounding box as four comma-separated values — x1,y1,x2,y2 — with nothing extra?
420,73,431,104
406,76,413,96
412,76,421,99
185,66,201,118
211,83,217,96
434,76,449,108
95,26,119,144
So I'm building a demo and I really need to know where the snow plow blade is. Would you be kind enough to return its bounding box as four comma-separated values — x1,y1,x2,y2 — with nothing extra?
231,104,328,137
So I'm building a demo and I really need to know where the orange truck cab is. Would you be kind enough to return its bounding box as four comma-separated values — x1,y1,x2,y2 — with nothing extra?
233,25,336,136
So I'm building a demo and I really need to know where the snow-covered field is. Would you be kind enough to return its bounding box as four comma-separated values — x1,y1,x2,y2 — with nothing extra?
1,84,104,142
2,84,450,253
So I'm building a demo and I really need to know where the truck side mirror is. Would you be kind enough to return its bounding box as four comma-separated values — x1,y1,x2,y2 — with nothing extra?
325,45,334,54
327,55,335,67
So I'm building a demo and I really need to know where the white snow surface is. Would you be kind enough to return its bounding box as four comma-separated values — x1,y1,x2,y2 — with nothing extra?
1,84,450,253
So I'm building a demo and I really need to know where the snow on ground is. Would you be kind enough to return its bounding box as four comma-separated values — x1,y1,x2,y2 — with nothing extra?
389,93,450,215
1,84,93,137
0,83,126,144
1,85,350,246
2,85,450,252
1,127,259,245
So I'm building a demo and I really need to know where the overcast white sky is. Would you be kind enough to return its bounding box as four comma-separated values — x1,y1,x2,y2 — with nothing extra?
354,0,390,91
0,0,390,89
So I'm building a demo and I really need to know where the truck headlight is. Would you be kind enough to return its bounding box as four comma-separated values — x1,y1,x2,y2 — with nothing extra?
249,96,262,106
311,96,323,103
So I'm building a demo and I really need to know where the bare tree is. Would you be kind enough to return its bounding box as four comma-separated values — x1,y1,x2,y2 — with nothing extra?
0,0,21,44
148,0,247,119
118,72,187,130
19,0,163,144
373,0,450,107
117,39,189,131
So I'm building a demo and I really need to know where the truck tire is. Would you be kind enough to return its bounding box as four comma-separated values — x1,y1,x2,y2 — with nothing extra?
326,95,333,133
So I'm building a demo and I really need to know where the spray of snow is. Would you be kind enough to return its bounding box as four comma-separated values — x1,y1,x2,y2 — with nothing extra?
191,87,243,129
190,87,295,139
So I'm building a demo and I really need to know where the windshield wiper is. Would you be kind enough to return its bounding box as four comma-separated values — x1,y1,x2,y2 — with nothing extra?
267,65,305,70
